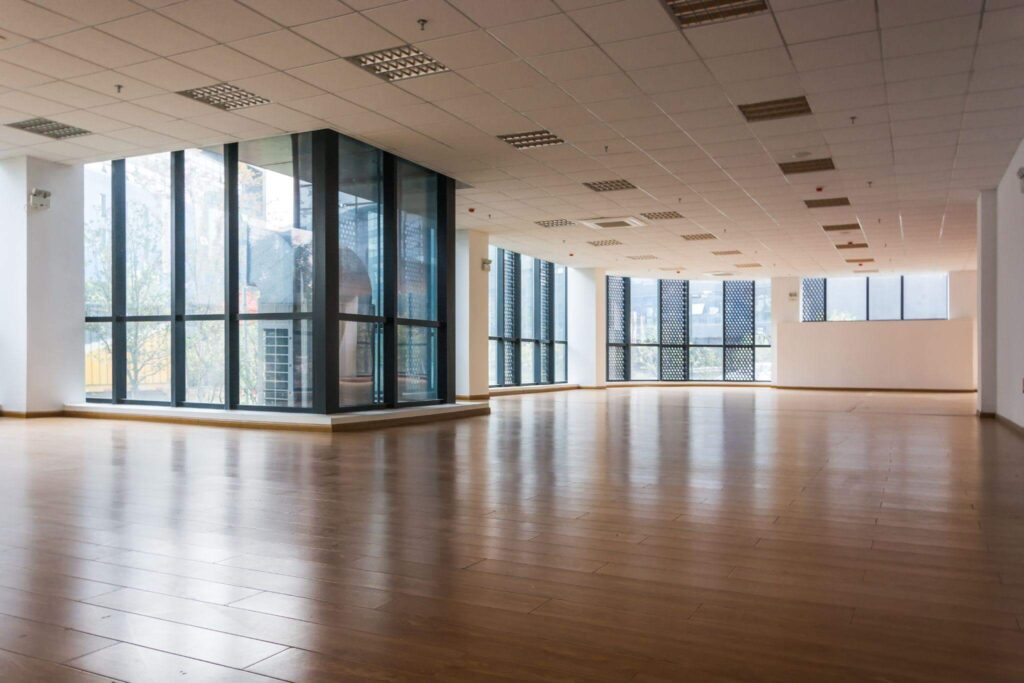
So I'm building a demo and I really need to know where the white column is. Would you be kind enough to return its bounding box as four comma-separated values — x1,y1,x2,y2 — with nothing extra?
455,229,490,399
770,276,800,384
0,157,84,414
567,267,605,388
976,190,997,415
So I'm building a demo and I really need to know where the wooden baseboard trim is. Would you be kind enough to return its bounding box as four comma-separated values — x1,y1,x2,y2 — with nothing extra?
489,384,579,397
332,404,490,431
67,410,335,432
0,410,65,419
995,413,1024,435
455,394,490,401
977,410,996,418
774,385,977,394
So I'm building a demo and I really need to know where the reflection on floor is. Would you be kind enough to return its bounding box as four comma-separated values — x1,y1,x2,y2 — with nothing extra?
0,387,1022,682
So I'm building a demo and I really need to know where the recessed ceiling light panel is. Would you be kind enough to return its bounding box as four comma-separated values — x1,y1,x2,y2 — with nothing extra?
805,197,851,208
822,223,861,232
348,45,449,82
711,249,741,256
535,218,574,228
846,257,875,263
738,96,812,122
641,210,684,220
836,242,869,250
627,254,658,260
7,117,91,140
498,130,564,149
664,0,769,27
588,239,623,247
779,157,835,174
681,232,717,241
178,83,270,110
735,262,762,268
583,179,636,192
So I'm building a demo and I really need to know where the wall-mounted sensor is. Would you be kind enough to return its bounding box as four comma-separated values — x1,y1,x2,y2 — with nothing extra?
29,188,51,209
481,258,492,272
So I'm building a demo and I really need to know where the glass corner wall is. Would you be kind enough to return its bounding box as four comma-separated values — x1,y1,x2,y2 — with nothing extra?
83,129,455,414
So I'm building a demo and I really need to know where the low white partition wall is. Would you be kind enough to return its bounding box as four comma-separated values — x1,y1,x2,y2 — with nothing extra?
776,319,975,391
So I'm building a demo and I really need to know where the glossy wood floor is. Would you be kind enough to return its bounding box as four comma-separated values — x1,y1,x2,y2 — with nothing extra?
1,388,1023,682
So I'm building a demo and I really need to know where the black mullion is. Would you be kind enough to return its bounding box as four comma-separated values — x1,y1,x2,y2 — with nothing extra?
437,173,455,403
513,252,521,386
382,153,398,407
171,150,185,405
657,279,663,381
623,277,631,381
312,129,339,413
111,159,126,403
750,279,756,381
225,143,239,409
497,249,505,387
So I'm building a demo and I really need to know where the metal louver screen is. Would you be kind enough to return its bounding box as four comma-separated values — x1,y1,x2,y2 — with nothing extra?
502,250,517,337
724,280,754,345
660,280,688,345
608,345,626,382
661,347,687,381
607,276,626,344
802,278,826,322
725,347,754,381
503,341,517,385
539,343,551,384
539,261,552,341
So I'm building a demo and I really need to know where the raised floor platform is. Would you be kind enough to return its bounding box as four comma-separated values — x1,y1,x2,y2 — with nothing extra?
62,401,490,431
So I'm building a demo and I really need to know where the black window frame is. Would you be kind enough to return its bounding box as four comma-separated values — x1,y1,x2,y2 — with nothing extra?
84,128,456,414
800,274,949,323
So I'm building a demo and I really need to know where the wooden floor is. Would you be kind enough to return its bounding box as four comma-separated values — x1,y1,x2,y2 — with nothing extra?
1,388,1022,682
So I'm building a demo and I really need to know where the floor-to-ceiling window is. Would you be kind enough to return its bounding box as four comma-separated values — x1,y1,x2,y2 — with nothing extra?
82,129,454,414
607,276,771,382
488,246,568,387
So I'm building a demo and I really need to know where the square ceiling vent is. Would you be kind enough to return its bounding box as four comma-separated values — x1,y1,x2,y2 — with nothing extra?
641,210,684,220
498,130,564,149
7,117,91,140
348,45,448,82
846,257,875,263
578,216,645,230
583,179,636,192
663,0,768,27
805,197,851,209
779,157,835,175
178,83,270,110
681,232,717,241
535,219,574,228
739,96,812,122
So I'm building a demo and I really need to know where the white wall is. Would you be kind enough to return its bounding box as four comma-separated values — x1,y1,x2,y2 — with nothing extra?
0,157,84,413
977,190,998,415
994,138,1024,428
770,276,800,383
568,267,605,387
455,230,490,399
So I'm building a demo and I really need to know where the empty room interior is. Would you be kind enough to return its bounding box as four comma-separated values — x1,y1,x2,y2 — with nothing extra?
1,0,1024,680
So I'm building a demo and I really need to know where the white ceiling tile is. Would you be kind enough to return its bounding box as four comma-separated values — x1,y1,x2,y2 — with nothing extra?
528,46,617,81
0,90,73,116
776,0,878,44
884,47,974,83
878,0,983,27
117,58,216,91
0,43,103,79
236,0,351,26
881,16,979,59
50,108,134,133
231,71,324,101
800,61,884,94
788,31,881,71
396,71,483,100
171,45,276,81
230,30,336,70
447,0,559,27
25,81,118,108
234,102,325,129
416,31,515,70
44,28,156,69
459,60,547,91
337,82,422,110
631,61,717,95
603,31,697,71
288,58,384,92
705,47,795,83
685,14,784,58
0,0,83,38
294,13,405,58
134,92,219,117
0,62,54,89
495,83,575,110
98,11,217,55
68,70,163,100
31,0,143,24
159,0,280,42
560,72,641,103
88,100,175,127
568,0,675,43
488,14,593,58
363,0,477,42
978,5,1024,43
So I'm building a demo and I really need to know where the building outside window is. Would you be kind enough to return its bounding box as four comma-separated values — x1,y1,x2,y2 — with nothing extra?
82,129,455,414
488,245,568,387
801,274,949,322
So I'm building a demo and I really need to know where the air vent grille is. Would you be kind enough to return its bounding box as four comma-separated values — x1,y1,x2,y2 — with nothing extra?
588,239,623,247
738,96,812,122
659,267,685,271
845,257,874,263
711,249,741,256
627,254,658,260
822,223,861,232
836,242,869,250
178,83,270,110
735,262,762,268
583,179,636,192
641,210,684,220
348,45,448,82
682,232,717,241
7,117,91,139
854,269,878,273
779,157,835,174
498,130,564,149
805,197,850,208
664,0,768,27
535,219,574,228
706,271,734,277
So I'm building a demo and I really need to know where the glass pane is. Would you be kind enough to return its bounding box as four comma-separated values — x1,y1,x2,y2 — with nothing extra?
339,136,382,316
185,320,224,404
555,342,566,383
398,325,437,401
239,319,312,408
125,320,171,401
630,278,659,343
84,161,112,317
397,161,437,321
690,280,723,344
184,148,225,315
630,346,659,380
125,153,171,316
826,277,867,321
903,273,948,319
755,346,772,382
238,134,313,314
689,347,723,381
520,340,536,384
339,320,381,407
554,264,566,342
489,339,498,387
84,322,112,399
488,245,499,337
755,279,772,344
868,276,901,320
521,255,536,338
